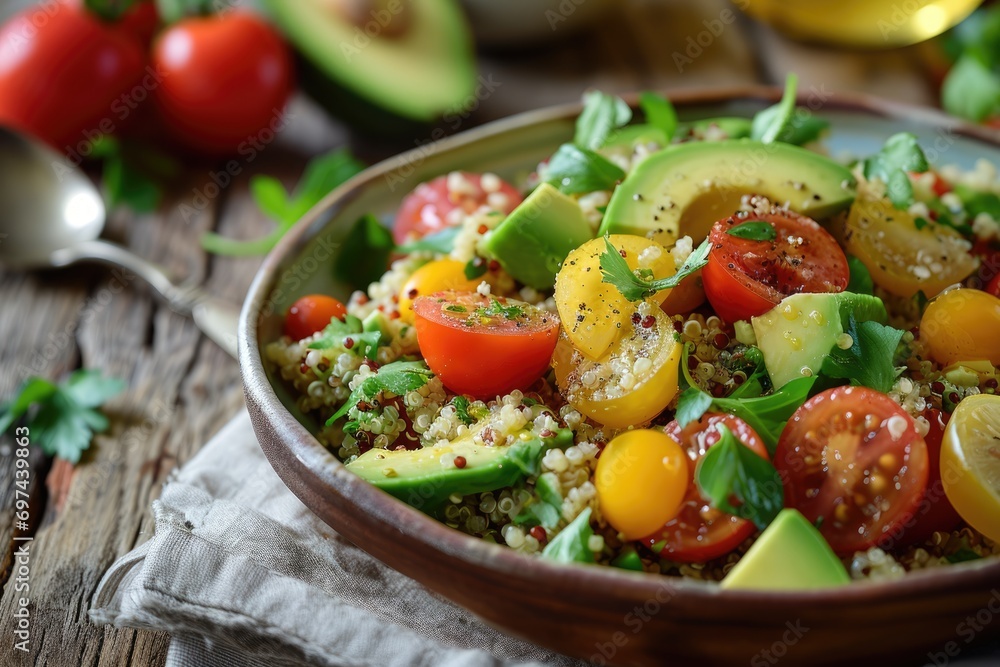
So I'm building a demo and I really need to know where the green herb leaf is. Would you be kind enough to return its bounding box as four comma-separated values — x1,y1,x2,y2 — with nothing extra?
477,298,525,321
515,473,564,529
751,74,798,144
846,255,874,295
638,92,678,144
0,370,125,463
575,91,632,150
600,237,710,301
820,315,905,393
778,114,830,146
541,507,595,564
90,136,163,213
955,183,1000,220
334,214,396,291
674,387,713,429
545,143,625,195
863,133,929,210
397,226,461,255
203,148,364,256
946,545,983,564
726,220,776,242
464,258,488,280
307,314,381,360
326,361,434,426
451,396,476,426
942,54,1000,123
85,0,143,20
695,424,784,530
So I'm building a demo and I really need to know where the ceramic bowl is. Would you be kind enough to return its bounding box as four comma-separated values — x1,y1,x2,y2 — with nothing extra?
240,87,1000,666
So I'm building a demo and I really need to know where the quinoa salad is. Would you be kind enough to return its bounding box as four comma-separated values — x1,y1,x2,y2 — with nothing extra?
267,80,1000,589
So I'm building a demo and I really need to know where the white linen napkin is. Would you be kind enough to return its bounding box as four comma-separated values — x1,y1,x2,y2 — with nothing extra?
89,410,587,667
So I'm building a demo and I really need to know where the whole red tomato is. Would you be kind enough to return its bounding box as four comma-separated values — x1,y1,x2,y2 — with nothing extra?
0,1,147,151
151,12,293,155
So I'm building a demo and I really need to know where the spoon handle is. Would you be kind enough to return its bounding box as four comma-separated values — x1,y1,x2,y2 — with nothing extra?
49,239,240,359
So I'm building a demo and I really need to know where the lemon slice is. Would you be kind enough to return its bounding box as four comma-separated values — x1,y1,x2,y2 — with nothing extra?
941,394,1000,543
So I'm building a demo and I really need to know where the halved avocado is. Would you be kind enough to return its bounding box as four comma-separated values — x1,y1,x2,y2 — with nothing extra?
599,139,856,246
261,0,476,123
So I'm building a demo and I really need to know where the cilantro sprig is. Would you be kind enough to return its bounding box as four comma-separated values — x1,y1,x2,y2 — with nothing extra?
0,370,126,463
600,237,710,301
477,298,525,321
695,424,784,530
326,361,434,426
451,396,476,426
862,133,929,209
307,314,381,360
202,148,364,256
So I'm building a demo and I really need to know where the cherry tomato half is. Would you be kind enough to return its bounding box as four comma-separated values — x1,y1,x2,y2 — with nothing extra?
284,295,347,341
412,291,558,400
774,386,929,555
0,1,146,150
152,12,293,155
393,172,522,245
644,414,770,563
702,210,849,323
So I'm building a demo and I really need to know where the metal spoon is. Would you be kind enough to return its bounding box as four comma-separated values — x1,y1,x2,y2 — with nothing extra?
0,126,240,358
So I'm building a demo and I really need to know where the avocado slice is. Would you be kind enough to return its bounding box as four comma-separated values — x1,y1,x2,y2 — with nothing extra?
751,291,887,389
480,183,594,290
599,139,856,246
261,0,476,123
720,509,850,591
346,425,573,510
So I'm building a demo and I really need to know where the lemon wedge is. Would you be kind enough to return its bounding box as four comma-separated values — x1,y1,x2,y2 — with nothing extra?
941,394,1000,543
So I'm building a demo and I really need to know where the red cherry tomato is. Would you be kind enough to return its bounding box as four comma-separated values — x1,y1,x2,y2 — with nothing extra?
645,414,770,563
0,1,146,150
890,408,962,547
988,272,1000,298
774,386,929,555
284,295,347,341
152,12,293,155
64,0,160,45
393,173,523,245
701,210,849,323
412,291,558,400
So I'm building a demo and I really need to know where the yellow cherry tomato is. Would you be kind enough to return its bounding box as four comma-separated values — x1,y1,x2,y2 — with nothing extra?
552,307,681,429
843,197,978,299
596,429,689,540
398,259,481,324
940,393,1000,543
554,234,675,361
920,288,1000,366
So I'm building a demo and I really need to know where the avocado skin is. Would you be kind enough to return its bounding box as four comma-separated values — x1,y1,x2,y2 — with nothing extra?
720,508,850,590
599,139,857,246
347,427,574,513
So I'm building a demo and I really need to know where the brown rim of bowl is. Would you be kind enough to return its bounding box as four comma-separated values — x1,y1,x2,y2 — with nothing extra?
239,84,1000,608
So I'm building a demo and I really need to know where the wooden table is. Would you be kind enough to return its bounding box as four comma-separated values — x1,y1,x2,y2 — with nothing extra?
0,1,935,664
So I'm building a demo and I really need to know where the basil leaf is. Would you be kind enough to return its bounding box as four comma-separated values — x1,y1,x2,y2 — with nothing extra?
575,92,632,150
334,214,396,291
778,113,830,146
726,220,776,242
545,143,625,195
846,255,875,295
695,424,784,530
397,226,461,254
820,315,905,393
942,54,1000,123
541,507,595,564
464,257,487,280
675,387,713,429
751,74,798,144
638,92,678,143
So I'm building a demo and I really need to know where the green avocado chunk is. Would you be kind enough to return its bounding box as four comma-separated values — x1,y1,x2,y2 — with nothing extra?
480,183,593,290
599,139,856,246
720,509,850,591
260,0,476,123
751,291,887,389
346,425,573,511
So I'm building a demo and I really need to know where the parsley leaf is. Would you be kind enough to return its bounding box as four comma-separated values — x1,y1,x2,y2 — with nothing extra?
203,148,364,256
326,360,434,426
451,396,476,426
0,370,126,463
638,91,678,143
600,237,710,301
820,315,905,393
695,424,784,530
541,507,595,564
751,74,798,144
575,91,632,150
545,143,625,195
862,133,929,209
726,220,776,242
307,314,381,360
477,298,525,321
846,255,875,295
